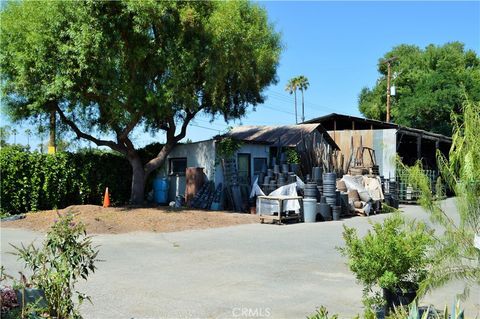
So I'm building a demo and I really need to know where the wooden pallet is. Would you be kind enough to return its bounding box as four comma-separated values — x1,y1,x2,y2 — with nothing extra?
259,214,300,225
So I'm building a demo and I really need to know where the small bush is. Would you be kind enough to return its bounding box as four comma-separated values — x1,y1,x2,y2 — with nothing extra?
11,212,98,319
338,213,433,307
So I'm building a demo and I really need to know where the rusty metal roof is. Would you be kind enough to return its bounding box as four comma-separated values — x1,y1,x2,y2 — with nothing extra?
223,124,339,149
303,113,452,143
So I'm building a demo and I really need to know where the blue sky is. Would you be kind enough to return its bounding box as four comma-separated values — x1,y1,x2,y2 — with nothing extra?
2,1,479,149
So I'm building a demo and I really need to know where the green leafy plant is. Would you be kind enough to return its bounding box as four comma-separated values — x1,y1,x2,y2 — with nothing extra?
307,306,338,319
338,213,433,308
286,148,300,164
401,100,480,297
11,212,99,319
358,42,480,136
215,137,243,162
307,300,466,319
0,147,132,214
387,300,465,319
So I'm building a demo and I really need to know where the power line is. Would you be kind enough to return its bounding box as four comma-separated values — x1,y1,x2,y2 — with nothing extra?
261,104,296,116
269,89,340,113
192,118,229,129
189,123,222,133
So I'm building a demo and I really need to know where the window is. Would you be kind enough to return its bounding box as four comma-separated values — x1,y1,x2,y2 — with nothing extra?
253,157,267,175
169,158,187,175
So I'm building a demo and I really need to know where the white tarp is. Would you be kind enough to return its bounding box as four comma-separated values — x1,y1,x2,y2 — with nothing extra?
250,177,266,198
363,176,384,201
342,175,372,202
341,175,384,202
268,183,300,212
256,182,301,215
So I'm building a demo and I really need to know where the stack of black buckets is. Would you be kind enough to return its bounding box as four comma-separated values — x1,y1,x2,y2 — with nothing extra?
322,172,341,221
302,168,344,222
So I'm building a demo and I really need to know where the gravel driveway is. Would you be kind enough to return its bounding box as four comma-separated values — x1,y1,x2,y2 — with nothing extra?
1,198,479,318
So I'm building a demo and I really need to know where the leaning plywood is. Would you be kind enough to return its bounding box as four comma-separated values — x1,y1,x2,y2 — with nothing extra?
327,129,396,177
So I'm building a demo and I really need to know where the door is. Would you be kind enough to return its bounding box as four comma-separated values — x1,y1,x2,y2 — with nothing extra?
237,153,251,185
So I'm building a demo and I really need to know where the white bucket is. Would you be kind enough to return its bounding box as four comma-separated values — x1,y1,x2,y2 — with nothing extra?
303,198,317,223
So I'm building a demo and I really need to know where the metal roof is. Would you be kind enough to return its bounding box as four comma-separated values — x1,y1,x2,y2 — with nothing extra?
223,124,340,149
303,113,452,143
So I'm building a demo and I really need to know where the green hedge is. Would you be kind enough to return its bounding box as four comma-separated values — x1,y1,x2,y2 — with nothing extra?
0,146,132,214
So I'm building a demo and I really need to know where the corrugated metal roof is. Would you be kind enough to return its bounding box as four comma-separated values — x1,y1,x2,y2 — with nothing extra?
223,124,339,149
303,113,452,142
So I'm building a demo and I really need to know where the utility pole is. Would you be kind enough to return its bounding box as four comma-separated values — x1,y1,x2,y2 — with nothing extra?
382,56,398,123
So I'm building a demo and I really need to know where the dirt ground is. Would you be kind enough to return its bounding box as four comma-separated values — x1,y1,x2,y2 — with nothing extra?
1,205,259,234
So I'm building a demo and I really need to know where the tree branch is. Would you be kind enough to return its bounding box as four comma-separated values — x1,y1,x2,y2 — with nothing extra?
119,111,143,141
56,105,127,154
143,108,202,176
174,109,200,142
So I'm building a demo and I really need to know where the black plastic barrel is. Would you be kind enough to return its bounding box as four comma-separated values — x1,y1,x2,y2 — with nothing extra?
318,203,332,221
340,193,349,215
332,206,342,220
304,183,318,199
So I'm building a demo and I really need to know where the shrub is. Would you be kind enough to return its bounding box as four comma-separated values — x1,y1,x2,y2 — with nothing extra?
0,146,132,214
338,213,433,308
307,306,339,319
11,212,98,319
401,100,480,297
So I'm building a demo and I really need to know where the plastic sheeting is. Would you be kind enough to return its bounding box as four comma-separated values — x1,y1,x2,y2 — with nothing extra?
342,175,372,202
255,183,301,215
250,177,301,215
250,177,266,198
341,175,384,201
363,176,384,201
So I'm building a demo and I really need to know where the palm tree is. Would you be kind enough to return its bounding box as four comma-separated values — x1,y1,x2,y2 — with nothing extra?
11,128,17,144
285,78,299,124
37,125,46,153
25,128,32,147
297,75,310,123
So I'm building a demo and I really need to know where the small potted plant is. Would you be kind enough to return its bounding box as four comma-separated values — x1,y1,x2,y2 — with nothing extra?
338,213,433,314
286,148,300,173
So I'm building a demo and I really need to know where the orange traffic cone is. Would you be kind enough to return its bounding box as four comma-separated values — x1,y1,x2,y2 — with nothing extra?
103,187,110,208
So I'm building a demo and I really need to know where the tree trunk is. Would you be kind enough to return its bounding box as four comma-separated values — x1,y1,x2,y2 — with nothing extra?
49,109,56,153
301,90,305,123
128,142,176,205
128,154,145,205
294,90,298,124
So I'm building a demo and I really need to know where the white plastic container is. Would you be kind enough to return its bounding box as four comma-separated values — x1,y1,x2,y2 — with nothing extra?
303,198,317,223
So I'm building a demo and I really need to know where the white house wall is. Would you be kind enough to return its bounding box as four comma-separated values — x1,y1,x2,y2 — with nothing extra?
234,143,270,181
162,141,269,202
162,140,219,201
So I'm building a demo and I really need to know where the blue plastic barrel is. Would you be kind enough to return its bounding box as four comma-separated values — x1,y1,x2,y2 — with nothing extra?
153,176,169,204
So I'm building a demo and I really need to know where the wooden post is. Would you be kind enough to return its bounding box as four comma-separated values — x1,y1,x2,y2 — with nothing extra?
382,56,398,123
386,62,392,123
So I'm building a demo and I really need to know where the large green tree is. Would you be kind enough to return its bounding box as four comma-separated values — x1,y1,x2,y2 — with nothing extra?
358,42,480,136
0,1,281,204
